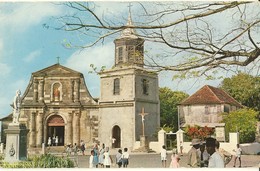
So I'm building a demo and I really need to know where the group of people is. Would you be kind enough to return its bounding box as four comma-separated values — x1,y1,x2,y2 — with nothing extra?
65,140,86,156
161,145,180,168
187,137,240,168
161,137,242,168
89,143,130,168
47,136,59,146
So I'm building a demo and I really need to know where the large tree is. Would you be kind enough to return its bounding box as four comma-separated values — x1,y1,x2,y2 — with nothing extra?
57,1,260,78
220,73,260,112
221,108,258,143
159,87,188,132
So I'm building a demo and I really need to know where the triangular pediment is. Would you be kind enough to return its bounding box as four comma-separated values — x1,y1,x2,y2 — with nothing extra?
32,64,81,77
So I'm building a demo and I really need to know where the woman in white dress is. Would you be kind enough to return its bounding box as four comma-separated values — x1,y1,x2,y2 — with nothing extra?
103,147,113,168
99,143,105,167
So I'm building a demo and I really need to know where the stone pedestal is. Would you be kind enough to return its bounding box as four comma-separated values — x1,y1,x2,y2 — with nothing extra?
4,123,29,163
139,135,149,152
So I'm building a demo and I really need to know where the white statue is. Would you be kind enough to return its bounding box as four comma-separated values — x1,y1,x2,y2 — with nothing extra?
12,90,21,124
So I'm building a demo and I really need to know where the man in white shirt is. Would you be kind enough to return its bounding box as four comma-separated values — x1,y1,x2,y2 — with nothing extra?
205,137,224,168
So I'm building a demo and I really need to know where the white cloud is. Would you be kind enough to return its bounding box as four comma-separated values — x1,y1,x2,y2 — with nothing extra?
65,42,114,98
23,50,41,63
0,63,11,76
0,2,63,32
65,42,114,73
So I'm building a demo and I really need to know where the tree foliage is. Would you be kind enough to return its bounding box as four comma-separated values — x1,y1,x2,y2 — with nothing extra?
56,1,260,78
222,108,258,143
220,73,260,112
159,87,188,132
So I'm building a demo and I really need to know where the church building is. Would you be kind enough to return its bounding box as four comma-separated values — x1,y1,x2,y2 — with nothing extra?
0,14,160,150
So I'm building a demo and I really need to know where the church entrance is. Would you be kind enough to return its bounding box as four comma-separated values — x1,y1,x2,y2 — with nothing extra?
47,115,65,146
112,125,121,148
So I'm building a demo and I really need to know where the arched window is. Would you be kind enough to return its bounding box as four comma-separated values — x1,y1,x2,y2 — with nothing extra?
113,78,120,95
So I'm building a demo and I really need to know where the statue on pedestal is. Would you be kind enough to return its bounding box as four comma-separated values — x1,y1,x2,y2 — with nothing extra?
11,90,21,124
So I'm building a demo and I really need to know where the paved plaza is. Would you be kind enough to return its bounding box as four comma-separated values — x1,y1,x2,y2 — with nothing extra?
66,149,260,168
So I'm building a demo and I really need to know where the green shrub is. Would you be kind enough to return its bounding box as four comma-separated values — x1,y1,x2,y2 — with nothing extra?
0,154,74,168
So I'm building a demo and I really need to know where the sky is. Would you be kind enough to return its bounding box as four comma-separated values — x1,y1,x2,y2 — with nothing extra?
0,1,258,118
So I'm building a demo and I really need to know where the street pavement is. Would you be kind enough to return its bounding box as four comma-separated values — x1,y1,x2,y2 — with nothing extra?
67,149,260,168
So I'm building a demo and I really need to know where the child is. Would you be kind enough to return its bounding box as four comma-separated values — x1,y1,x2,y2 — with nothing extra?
89,150,94,168
122,148,129,168
160,145,167,167
116,149,123,168
233,144,242,167
103,147,113,168
169,148,180,168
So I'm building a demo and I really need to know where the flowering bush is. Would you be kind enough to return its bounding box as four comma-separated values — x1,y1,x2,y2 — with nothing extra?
185,125,214,140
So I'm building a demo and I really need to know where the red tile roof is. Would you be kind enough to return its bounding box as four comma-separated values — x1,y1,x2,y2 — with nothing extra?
180,85,243,107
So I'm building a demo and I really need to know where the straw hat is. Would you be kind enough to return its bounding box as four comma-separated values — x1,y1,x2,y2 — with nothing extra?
190,138,200,146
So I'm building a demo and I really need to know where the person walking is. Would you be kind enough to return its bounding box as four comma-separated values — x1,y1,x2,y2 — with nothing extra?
47,137,52,147
99,143,105,167
205,137,224,168
180,141,183,156
55,136,58,146
160,145,167,167
116,149,123,168
93,143,99,168
89,150,94,168
187,139,200,167
169,148,180,168
122,147,130,168
80,140,86,156
73,143,78,156
103,147,113,168
198,142,210,167
233,144,242,167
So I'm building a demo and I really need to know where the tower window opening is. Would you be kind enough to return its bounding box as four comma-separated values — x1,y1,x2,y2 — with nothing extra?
113,78,120,95
118,47,123,62
142,79,149,95
128,46,134,62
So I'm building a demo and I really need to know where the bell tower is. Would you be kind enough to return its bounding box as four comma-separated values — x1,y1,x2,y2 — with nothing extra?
98,7,160,150
114,11,144,67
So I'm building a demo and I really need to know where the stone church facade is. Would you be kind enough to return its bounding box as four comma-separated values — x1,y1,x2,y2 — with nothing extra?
1,16,160,150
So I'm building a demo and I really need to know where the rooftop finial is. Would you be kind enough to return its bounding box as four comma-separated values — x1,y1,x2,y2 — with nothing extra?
121,3,137,38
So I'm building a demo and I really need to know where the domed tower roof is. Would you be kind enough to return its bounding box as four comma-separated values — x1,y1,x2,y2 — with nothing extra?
113,7,144,68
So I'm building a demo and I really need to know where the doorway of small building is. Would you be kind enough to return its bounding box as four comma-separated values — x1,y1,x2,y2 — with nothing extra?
47,115,65,146
112,125,121,148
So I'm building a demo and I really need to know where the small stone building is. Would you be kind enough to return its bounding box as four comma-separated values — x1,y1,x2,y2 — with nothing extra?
178,85,243,128
0,15,160,150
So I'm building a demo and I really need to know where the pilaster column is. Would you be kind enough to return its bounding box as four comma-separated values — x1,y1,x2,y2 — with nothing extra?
39,80,44,102
29,112,36,147
73,112,80,145
33,80,39,102
66,113,73,145
71,80,74,102
36,112,43,147
74,79,80,102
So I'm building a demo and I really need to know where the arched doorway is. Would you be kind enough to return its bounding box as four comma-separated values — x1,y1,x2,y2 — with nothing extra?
47,115,65,146
112,125,121,148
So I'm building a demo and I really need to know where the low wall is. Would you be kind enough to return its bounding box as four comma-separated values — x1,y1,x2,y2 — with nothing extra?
240,142,260,155
149,142,160,152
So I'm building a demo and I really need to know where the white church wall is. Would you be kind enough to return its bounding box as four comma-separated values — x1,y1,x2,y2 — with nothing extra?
98,106,135,150
100,69,135,102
